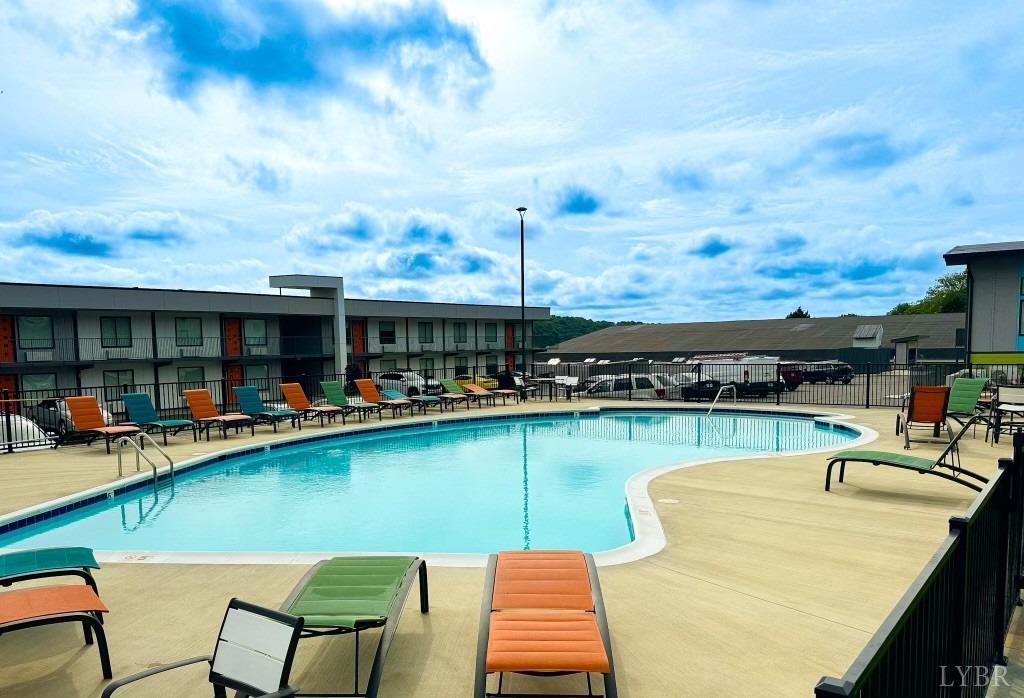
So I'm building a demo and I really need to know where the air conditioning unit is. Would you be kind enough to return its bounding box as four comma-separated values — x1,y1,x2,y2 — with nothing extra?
19,350,54,362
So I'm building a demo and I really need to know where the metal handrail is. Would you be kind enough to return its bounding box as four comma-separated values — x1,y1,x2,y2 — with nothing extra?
116,433,174,482
706,384,738,417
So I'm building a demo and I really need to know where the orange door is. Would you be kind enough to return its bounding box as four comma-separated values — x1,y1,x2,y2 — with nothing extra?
0,374,17,413
0,315,14,363
351,319,366,354
223,364,244,407
223,318,242,357
505,324,517,370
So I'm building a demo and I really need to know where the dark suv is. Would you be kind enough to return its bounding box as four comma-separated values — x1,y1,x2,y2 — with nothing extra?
801,361,855,385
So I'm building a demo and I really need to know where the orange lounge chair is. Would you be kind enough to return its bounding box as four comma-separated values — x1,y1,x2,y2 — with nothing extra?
0,584,111,679
280,382,346,427
354,379,412,418
183,388,255,441
896,385,951,449
474,550,617,697
58,395,139,454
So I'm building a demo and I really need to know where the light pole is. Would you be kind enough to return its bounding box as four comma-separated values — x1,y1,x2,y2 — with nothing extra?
517,207,528,397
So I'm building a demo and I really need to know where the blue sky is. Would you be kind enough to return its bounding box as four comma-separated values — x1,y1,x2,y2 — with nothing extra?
1,0,1022,321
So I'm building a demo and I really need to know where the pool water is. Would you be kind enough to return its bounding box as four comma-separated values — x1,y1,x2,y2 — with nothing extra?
0,411,855,554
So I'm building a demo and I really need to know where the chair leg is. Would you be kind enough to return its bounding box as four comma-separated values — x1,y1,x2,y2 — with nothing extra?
825,460,835,491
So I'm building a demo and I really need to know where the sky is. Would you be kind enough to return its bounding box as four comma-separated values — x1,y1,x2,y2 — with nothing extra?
1,0,1022,322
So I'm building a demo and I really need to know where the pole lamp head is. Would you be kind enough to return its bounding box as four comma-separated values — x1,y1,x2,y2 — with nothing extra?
516,206,527,219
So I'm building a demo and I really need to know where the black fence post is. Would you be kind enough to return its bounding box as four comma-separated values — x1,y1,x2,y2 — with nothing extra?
2,389,13,454
775,364,781,406
865,364,872,409
628,364,633,401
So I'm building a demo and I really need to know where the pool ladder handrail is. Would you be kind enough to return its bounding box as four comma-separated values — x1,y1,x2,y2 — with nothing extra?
116,433,174,483
706,384,738,417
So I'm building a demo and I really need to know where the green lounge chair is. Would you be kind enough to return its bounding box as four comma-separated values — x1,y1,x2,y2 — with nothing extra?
321,380,382,422
441,378,484,408
946,377,989,430
826,417,988,492
1,546,101,594
121,392,196,445
383,388,442,413
280,556,429,698
233,385,301,433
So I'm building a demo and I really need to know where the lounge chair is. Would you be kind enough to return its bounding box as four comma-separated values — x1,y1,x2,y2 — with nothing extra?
183,388,255,440
437,378,471,410
475,550,617,698
1,546,101,594
1,585,111,680
121,392,196,445
321,380,382,422
56,395,139,454
355,378,413,417
233,385,301,432
280,382,346,426
280,556,429,698
441,378,485,409
946,377,989,429
383,388,443,413
102,599,302,698
895,385,951,449
514,376,539,399
826,417,988,492
464,383,498,406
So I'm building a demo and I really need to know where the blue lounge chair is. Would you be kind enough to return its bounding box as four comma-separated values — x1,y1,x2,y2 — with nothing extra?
233,386,301,433
121,392,196,445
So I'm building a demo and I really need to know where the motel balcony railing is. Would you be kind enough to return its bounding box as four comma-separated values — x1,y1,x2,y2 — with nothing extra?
3,336,334,364
354,335,529,355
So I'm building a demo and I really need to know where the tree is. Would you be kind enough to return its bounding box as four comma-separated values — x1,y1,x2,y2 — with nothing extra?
786,306,811,319
533,315,642,349
888,271,967,315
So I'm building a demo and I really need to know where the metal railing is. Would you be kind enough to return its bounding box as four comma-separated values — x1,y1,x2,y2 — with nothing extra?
814,433,1024,697
116,433,174,481
0,336,334,364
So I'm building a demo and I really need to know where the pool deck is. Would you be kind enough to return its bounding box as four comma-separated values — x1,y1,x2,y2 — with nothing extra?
1,400,1021,697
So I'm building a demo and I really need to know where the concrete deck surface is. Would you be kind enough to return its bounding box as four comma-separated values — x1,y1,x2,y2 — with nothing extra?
0,399,1020,697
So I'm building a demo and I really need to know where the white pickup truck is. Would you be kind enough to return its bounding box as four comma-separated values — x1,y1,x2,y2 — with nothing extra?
682,354,784,397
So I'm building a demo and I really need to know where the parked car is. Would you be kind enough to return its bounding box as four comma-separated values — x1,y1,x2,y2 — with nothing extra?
800,361,855,385
673,377,723,401
23,397,115,435
0,413,55,448
375,371,442,396
455,374,499,390
683,354,785,397
582,374,662,399
779,363,804,391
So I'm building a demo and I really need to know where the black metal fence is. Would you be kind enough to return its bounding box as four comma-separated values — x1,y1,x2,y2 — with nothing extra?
814,433,1024,697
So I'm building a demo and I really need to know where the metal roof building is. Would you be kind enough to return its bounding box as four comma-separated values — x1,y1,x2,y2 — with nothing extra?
539,313,966,364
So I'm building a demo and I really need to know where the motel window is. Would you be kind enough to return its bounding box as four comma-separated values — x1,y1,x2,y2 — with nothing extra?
345,324,352,344
485,354,498,375
418,322,434,344
17,316,53,349
1019,301,1024,337
175,317,203,347
100,317,132,348
245,364,269,382
177,366,205,388
379,321,396,345
420,358,434,377
21,373,56,397
103,369,134,401
454,356,468,371
484,323,498,343
380,359,397,371
453,322,468,343
243,319,267,346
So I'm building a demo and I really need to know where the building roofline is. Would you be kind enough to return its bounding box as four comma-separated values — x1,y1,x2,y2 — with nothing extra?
944,241,1024,265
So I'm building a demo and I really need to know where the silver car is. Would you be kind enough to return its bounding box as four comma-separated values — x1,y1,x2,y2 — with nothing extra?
23,397,114,435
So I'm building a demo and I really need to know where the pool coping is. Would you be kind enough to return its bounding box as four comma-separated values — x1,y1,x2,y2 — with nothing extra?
0,404,875,567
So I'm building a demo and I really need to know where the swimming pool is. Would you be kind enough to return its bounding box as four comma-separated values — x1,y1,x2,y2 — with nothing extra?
0,410,858,557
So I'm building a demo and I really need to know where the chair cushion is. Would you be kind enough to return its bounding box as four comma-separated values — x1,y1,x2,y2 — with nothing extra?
0,547,99,580
492,551,594,611
485,611,609,673
284,556,417,629
0,585,107,625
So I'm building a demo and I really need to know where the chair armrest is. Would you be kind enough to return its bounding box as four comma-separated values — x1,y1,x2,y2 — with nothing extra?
101,655,212,697
261,689,298,698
